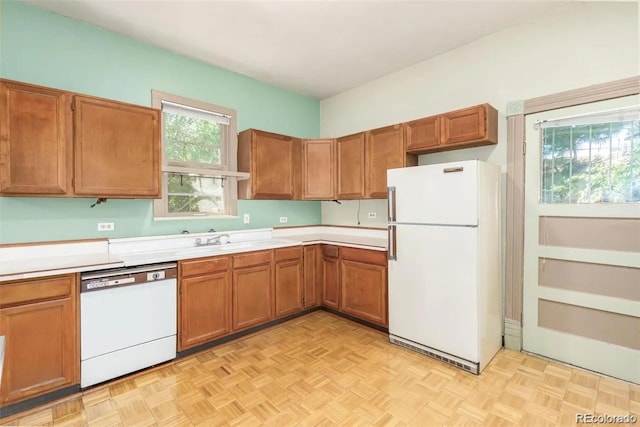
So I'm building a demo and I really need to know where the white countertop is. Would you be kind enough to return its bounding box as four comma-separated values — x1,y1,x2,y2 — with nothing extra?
0,226,388,282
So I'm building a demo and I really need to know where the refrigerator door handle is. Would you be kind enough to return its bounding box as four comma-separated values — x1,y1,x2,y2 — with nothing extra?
387,186,396,222
443,166,464,173
388,225,397,261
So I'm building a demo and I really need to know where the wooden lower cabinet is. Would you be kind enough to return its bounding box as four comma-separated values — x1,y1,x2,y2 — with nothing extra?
322,246,340,310
232,251,274,331
303,245,322,308
274,247,303,318
340,248,388,327
179,271,231,351
0,274,78,405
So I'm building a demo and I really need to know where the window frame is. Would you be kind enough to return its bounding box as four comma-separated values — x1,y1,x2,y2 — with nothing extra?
152,90,239,219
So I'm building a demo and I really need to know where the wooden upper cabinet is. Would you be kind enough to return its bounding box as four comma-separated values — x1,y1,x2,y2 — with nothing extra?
0,274,78,405
0,80,72,196
302,139,335,200
366,125,418,199
237,129,296,199
406,104,498,154
441,104,497,147
405,115,440,153
73,95,160,198
336,133,365,199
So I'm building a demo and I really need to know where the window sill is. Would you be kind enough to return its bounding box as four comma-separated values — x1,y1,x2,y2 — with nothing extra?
153,215,240,221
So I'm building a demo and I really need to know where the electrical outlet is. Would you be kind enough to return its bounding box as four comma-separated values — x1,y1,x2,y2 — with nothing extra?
243,214,250,224
97,222,114,231
368,212,377,219
279,216,288,223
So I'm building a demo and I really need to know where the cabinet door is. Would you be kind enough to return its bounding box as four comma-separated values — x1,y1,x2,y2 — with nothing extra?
0,275,78,405
274,258,303,318
322,247,340,310
440,105,486,145
302,139,335,200
0,80,72,195
73,95,160,198
340,259,388,327
405,115,440,152
336,133,366,199
179,271,231,351
232,263,273,331
249,130,295,199
303,245,322,308
366,125,418,198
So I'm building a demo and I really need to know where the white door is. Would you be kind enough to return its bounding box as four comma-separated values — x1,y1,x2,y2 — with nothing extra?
523,96,640,383
388,160,478,226
388,224,479,362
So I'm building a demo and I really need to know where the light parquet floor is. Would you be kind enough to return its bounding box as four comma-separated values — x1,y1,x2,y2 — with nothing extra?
2,311,638,426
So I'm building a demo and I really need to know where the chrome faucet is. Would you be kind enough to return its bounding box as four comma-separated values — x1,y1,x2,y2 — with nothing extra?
195,233,231,247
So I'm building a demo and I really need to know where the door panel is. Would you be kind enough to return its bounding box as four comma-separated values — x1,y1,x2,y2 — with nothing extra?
232,264,273,331
252,130,294,199
275,258,303,318
388,224,478,361
336,133,365,199
387,161,478,226
0,80,71,195
523,96,640,384
302,139,335,200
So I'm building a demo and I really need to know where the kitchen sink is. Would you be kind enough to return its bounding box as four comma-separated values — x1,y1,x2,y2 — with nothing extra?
174,239,294,257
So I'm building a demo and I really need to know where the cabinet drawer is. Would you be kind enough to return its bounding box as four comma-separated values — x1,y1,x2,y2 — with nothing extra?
340,247,387,266
233,250,273,269
180,256,230,277
322,245,339,259
0,274,74,308
275,246,302,262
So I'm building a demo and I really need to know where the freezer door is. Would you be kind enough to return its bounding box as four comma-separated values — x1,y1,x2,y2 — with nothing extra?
387,161,478,226
388,224,479,362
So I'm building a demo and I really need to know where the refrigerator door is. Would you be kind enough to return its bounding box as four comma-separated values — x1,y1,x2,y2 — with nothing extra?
387,161,478,226
388,223,479,362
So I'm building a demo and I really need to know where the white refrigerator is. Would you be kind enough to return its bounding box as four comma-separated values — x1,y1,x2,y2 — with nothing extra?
387,160,502,374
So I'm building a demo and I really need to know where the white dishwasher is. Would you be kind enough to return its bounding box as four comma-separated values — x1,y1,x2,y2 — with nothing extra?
80,263,177,388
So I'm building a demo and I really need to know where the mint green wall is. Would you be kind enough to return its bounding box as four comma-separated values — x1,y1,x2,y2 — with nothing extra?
0,0,321,244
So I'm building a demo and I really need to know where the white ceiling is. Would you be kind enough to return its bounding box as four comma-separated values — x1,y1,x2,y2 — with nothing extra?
28,0,568,99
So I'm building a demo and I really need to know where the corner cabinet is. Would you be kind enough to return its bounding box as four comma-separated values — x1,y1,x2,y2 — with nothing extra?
0,274,78,405
406,104,498,154
302,139,336,200
73,95,161,198
336,132,366,199
366,125,417,198
0,80,72,196
237,129,300,199
303,245,322,308
178,257,232,351
321,245,340,310
339,247,388,327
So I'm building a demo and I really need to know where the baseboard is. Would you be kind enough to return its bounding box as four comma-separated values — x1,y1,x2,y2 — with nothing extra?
0,384,80,419
320,307,388,333
504,318,522,351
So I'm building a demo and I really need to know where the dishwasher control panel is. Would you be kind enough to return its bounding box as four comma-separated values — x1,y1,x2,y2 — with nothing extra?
80,263,177,293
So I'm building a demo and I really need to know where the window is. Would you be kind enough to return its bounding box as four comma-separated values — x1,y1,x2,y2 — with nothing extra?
539,108,640,204
152,91,243,218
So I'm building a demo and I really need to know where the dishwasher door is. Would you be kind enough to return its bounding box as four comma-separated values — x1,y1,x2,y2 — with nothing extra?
81,279,177,360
